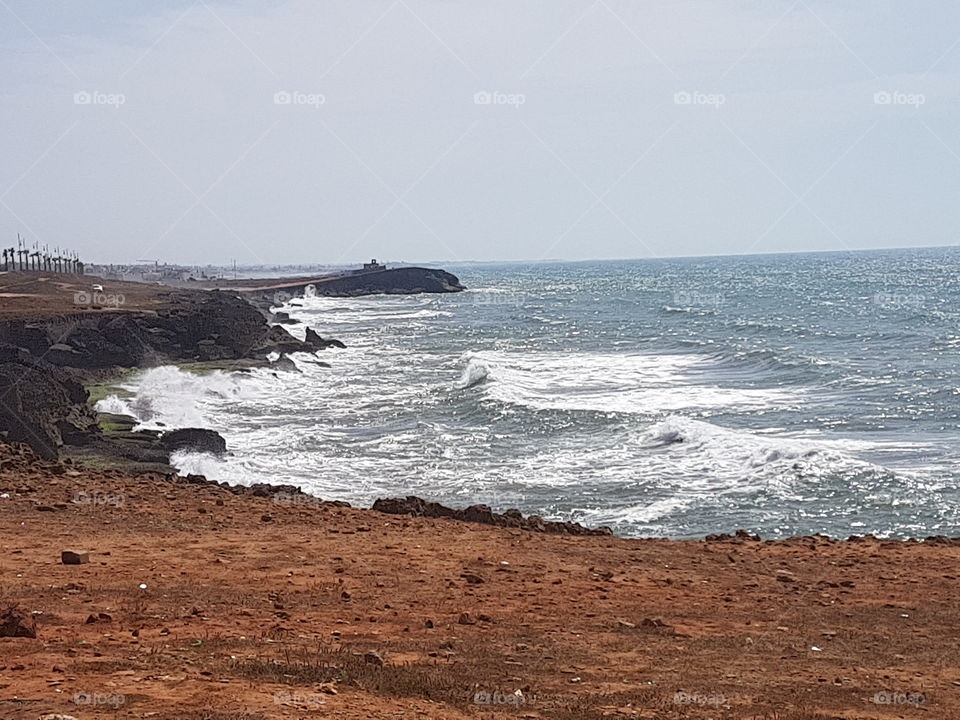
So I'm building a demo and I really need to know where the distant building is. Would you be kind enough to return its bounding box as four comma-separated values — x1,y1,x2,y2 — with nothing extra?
363,258,386,272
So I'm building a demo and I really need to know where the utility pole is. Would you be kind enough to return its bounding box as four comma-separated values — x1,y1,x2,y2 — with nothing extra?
17,235,27,271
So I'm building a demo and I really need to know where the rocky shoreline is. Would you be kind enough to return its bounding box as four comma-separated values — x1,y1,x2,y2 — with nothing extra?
0,266,620,538
0,267,634,540
0,266,462,466
0,288,338,467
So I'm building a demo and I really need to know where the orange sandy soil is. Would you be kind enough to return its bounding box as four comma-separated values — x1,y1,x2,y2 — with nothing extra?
1,444,958,720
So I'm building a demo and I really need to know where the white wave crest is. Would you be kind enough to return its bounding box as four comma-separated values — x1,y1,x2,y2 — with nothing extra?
456,358,489,389
455,350,797,413
95,366,252,430
640,415,876,477
94,394,132,416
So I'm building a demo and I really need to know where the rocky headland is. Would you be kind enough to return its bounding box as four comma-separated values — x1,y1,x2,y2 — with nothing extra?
0,266,462,470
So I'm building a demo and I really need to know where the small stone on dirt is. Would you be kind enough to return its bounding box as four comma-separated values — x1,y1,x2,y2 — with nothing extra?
364,651,384,667
60,550,89,565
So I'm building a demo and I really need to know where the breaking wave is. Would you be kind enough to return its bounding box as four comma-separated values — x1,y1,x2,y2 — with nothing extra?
454,350,799,414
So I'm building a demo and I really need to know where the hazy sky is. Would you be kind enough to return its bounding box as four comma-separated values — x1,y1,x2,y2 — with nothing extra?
2,1,959,265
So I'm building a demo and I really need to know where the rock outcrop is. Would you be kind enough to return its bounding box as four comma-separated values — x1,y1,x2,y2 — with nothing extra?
0,344,99,460
309,267,464,296
0,288,339,461
372,496,613,536
242,266,465,304
304,328,346,350
0,290,321,371
159,428,227,456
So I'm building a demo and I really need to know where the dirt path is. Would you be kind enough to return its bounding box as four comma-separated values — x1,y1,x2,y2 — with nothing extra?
1,444,957,719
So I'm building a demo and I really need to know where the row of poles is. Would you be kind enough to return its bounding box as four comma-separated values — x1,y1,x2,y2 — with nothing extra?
1,234,84,274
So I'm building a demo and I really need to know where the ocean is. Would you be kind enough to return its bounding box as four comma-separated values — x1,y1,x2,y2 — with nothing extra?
100,247,960,539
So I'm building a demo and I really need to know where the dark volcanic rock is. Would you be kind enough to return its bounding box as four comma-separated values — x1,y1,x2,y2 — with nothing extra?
160,428,227,456
271,311,297,325
269,355,300,373
0,290,310,370
372,496,614,536
0,288,339,460
0,605,36,638
257,325,310,356
245,267,465,302
309,267,464,296
0,345,99,460
304,328,346,350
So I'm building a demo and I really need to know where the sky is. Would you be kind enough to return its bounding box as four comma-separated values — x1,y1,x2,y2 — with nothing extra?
1,1,959,266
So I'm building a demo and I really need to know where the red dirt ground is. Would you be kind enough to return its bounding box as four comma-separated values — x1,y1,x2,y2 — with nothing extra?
1,443,957,720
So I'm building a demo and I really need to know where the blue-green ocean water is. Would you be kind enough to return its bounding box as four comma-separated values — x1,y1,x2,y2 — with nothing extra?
107,247,960,538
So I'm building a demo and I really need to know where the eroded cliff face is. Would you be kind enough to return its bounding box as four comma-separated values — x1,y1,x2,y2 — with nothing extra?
0,346,98,460
0,290,292,369
0,290,316,460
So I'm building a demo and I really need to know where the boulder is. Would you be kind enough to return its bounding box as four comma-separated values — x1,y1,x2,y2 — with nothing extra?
364,651,385,667
269,355,301,373
159,428,227,456
271,311,297,325
61,550,90,565
0,605,36,638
